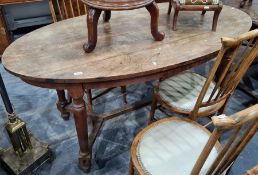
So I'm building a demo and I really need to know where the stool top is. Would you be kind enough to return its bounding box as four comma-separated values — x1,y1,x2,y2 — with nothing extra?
81,0,154,10
178,0,220,5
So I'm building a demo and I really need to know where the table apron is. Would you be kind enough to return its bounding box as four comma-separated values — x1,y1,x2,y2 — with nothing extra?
21,51,217,90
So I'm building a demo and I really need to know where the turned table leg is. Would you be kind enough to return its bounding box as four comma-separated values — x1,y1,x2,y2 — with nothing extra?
83,7,102,53
68,86,91,172
56,90,70,120
103,10,111,22
146,2,165,41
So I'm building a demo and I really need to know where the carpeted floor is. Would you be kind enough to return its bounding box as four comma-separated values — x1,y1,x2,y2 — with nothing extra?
0,60,257,175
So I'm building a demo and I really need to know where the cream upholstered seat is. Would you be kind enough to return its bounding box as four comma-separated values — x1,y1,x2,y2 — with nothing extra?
149,30,258,122
130,104,258,175
178,0,219,5
157,72,224,114
133,118,221,175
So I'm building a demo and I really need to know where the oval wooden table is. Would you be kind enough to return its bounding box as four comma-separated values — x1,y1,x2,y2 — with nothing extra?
2,4,252,172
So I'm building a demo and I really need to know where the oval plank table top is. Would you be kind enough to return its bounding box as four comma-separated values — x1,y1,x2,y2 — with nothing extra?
2,4,252,89
82,0,154,10
1,3,252,172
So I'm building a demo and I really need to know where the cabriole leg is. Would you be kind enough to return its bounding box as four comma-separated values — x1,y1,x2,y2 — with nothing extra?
212,8,222,32
83,7,102,53
146,2,165,41
172,9,179,31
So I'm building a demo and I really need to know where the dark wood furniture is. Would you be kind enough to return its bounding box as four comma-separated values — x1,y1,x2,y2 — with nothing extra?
0,6,10,57
240,0,253,7
129,103,258,175
223,0,258,27
0,0,45,57
48,0,127,115
48,0,87,22
81,0,165,53
169,0,223,31
148,29,258,122
1,4,251,172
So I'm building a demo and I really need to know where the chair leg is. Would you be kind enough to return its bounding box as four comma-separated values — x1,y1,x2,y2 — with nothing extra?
121,86,127,104
148,94,158,124
86,89,93,112
201,10,206,15
172,9,179,31
212,8,222,32
167,0,172,15
128,159,134,175
240,0,248,7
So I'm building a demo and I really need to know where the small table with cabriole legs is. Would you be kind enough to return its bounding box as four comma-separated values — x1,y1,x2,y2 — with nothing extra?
81,0,165,53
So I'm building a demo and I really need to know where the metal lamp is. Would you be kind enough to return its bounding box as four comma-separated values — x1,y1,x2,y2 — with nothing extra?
0,73,54,175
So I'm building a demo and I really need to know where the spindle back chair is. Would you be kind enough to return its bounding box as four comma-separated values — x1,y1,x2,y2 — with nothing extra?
149,29,258,122
192,104,258,174
48,0,87,22
191,29,258,119
129,103,258,175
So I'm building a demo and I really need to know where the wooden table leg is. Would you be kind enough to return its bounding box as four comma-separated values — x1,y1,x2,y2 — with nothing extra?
103,10,111,22
83,7,102,53
56,90,70,120
145,2,165,41
67,86,91,172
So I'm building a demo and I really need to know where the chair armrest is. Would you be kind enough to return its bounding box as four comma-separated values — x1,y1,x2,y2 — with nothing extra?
212,104,258,130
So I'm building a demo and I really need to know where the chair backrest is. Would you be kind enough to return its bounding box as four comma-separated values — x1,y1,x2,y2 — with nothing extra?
48,0,87,22
192,29,258,119
191,104,258,175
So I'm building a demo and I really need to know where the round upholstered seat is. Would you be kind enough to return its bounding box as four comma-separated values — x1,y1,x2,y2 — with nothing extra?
156,72,224,114
178,0,220,5
82,0,153,10
132,118,221,175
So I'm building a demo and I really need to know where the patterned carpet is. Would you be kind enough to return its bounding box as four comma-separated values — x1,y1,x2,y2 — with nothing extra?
0,60,257,175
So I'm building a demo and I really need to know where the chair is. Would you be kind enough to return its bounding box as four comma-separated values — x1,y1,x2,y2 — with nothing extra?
129,103,258,175
47,0,127,116
168,0,223,31
240,0,253,8
148,29,258,122
244,164,258,175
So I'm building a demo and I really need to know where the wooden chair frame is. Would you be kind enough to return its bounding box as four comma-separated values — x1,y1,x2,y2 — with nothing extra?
129,103,258,175
48,0,127,115
168,0,223,31
149,29,258,122
240,0,253,8
48,0,87,22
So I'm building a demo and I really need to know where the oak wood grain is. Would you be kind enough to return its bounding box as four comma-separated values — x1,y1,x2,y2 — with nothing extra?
2,4,252,87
